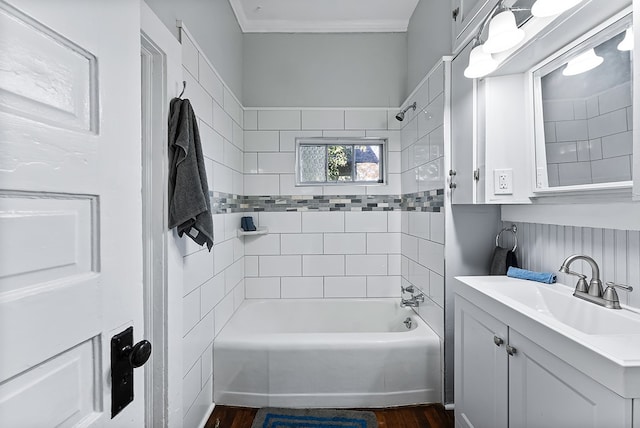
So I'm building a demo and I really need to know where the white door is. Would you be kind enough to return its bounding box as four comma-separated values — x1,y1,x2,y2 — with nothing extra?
0,0,146,426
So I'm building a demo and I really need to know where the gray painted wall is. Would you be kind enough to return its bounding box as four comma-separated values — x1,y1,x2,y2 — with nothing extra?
407,0,452,94
243,33,407,107
144,0,244,100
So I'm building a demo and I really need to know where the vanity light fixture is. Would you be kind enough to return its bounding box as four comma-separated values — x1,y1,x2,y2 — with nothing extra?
482,9,525,54
464,43,499,78
531,0,583,18
562,48,603,76
464,1,525,79
617,28,633,51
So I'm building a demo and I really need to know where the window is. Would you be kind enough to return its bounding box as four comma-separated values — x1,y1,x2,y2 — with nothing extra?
296,138,386,185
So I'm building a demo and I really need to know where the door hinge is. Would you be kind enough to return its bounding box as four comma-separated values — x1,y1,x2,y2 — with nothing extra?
452,7,460,21
473,169,480,181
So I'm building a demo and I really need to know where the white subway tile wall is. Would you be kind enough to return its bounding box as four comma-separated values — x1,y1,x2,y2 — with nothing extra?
179,30,245,423
180,28,448,422
510,222,640,311
244,108,400,196
242,211,405,297
399,64,447,339
543,82,632,186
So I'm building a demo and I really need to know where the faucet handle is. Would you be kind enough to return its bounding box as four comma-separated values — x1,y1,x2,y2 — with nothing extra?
605,281,634,292
560,268,589,293
401,285,415,294
560,268,587,279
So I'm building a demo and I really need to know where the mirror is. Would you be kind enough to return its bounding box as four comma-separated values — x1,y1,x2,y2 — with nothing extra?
533,14,633,190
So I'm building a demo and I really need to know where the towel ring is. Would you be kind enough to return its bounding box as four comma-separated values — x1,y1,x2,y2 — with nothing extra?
495,224,517,252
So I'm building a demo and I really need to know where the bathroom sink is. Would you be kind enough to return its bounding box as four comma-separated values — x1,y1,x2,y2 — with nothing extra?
477,278,640,336
454,275,640,399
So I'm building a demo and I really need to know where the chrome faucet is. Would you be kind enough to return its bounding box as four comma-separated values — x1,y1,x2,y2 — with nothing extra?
560,254,633,309
401,293,425,307
559,254,603,297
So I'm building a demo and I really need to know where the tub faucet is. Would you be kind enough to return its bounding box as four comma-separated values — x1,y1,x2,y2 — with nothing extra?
401,292,425,308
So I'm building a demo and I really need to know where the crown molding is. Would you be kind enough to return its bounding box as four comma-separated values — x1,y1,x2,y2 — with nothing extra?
229,0,410,33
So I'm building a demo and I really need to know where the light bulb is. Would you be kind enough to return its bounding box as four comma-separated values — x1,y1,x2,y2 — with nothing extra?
531,0,583,18
464,44,499,79
483,10,525,54
562,49,603,76
618,28,633,51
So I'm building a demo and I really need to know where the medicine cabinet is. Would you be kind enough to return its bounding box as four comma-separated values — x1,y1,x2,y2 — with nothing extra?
531,11,634,195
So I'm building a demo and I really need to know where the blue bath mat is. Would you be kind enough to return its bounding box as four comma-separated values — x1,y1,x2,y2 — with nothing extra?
251,408,378,428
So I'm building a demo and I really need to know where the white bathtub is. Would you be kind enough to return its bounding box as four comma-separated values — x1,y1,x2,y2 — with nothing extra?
213,298,441,408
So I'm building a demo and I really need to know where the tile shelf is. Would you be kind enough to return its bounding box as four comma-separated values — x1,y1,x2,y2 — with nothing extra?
237,227,268,237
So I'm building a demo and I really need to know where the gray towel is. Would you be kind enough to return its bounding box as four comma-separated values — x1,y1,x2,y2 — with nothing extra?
168,98,213,251
489,246,519,275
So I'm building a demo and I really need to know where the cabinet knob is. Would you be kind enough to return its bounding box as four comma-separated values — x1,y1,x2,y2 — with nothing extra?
506,345,517,356
493,335,504,347
449,169,457,176
449,183,457,189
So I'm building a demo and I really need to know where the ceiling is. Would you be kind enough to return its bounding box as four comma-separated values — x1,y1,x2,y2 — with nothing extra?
228,0,420,33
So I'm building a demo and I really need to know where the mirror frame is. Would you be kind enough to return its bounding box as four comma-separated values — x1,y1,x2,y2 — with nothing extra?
530,8,633,196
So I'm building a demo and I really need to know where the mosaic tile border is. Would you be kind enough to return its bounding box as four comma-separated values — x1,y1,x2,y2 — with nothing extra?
209,190,444,214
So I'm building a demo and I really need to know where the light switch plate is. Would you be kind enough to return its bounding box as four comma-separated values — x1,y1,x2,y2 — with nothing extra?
494,169,513,195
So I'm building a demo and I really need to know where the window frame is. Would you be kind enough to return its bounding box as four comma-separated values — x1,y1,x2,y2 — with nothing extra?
295,137,388,186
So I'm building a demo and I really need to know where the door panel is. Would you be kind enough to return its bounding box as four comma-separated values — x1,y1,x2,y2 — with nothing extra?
509,329,632,428
0,339,99,427
0,0,144,425
454,296,508,428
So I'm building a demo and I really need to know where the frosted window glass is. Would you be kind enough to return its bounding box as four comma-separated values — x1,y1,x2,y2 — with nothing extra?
299,145,326,182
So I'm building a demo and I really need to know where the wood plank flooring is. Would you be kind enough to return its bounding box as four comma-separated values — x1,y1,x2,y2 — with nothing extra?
205,404,454,428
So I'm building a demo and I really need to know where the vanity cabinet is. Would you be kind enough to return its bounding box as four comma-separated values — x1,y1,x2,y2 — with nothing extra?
451,0,498,54
455,294,634,427
508,329,630,427
454,296,507,427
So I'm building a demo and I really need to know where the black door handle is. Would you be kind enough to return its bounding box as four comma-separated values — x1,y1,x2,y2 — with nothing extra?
122,340,152,368
111,327,152,418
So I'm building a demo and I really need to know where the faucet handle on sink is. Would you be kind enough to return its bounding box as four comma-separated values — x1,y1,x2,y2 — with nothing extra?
605,281,634,292
560,268,589,293
603,282,634,310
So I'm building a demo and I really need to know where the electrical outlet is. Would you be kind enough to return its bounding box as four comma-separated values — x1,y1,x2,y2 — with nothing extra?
494,169,513,195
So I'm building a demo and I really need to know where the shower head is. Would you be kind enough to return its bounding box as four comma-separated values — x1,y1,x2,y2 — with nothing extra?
395,102,417,121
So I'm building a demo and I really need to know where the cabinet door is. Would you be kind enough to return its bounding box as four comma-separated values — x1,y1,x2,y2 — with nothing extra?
452,0,497,54
508,329,633,428
450,42,478,204
634,0,640,201
455,296,508,428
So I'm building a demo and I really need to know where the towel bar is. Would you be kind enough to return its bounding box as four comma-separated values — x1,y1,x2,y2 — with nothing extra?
495,224,517,251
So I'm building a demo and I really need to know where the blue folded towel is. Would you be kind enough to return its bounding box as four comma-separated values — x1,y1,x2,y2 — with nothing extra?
507,267,556,284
